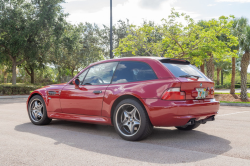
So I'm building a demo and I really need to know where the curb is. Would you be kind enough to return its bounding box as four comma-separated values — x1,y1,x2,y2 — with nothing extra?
220,103,250,107
0,95,29,99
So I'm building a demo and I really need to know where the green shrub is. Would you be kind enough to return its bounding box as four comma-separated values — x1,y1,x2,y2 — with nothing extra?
215,83,231,89
235,84,250,88
0,84,43,95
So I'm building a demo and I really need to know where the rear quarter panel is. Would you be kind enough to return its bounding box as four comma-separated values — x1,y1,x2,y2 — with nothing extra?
101,78,179,117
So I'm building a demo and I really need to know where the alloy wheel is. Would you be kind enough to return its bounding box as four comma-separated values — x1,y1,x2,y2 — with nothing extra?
115,104,141,137
29,99,44,122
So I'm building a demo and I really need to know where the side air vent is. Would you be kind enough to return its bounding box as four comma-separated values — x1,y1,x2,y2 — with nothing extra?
48,91,57,95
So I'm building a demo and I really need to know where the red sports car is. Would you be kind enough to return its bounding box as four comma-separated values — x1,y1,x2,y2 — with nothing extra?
27,57,219,141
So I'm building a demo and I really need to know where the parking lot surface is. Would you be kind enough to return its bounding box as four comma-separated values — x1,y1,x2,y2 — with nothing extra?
0,98,250,166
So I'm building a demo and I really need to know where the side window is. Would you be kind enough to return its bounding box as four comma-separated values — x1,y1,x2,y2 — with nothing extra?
112,61,157,84
78,69,89,85
69,69,89,85
83,62,118,85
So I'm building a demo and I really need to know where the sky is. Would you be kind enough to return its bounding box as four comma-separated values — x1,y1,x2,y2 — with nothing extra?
62,0,250,72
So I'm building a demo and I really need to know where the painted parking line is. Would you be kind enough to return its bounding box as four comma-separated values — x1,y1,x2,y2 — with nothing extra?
217,111,250,117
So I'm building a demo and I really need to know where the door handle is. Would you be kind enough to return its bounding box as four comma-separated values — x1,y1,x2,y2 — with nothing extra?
93,90,102,94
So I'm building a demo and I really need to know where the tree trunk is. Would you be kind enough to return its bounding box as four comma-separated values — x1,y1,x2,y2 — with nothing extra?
200,63,205,74
240,52,250,101
230,57,236,94
221,70,223,85
217,68,221,85
206,54,214,81
58,68,61,83
4,71,8,83
31,68,35,84
25,66,35,84
12,57,17,85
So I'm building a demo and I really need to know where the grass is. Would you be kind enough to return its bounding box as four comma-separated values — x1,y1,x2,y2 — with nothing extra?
220,101,250,104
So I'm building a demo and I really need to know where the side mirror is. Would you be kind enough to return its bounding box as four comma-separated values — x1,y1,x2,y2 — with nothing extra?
72,79,80,89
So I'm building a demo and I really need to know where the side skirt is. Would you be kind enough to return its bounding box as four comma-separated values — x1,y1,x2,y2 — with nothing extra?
47,112,112,126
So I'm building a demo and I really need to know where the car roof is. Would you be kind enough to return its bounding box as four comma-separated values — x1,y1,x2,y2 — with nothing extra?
89,57,190,66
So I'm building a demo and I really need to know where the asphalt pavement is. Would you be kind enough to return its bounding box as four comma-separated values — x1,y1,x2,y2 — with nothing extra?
0,98,250,165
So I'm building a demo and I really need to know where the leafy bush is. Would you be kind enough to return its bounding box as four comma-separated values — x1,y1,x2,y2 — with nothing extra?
215,83,231,89
0,85,42,95
235,84,250,88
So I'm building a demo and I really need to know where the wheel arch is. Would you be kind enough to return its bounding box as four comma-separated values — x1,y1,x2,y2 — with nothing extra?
110,94,151,125
27,92,46,112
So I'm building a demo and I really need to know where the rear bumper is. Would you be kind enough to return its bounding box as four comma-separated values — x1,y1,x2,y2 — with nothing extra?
142,98,219,127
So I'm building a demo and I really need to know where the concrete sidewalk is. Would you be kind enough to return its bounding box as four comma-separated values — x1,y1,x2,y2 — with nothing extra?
215,88,250,93
0,95,29,99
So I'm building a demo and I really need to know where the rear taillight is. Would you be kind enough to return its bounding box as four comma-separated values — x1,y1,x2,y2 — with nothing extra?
161,88,185,100
209,88,214,98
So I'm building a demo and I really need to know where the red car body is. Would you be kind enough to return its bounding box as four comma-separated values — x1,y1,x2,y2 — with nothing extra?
27,57,219,127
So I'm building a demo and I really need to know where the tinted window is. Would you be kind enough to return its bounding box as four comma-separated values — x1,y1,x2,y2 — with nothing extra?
162,63,209,81
83,62,118,85
112,61,157,84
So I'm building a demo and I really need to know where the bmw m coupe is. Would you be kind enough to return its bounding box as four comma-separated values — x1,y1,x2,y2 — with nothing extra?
27,57,219,141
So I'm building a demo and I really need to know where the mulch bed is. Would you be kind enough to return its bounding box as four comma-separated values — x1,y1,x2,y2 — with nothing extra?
214,94,250,102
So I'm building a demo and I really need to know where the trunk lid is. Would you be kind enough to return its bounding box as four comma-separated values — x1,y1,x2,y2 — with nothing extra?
159,59,215,100
177,77,214,99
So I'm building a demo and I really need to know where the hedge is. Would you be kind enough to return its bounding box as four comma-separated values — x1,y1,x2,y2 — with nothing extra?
235,84,250,89
0,85,42,95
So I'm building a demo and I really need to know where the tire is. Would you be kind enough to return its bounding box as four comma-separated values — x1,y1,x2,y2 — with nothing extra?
113,98,153,141
175,123,200,131
28,95,52,125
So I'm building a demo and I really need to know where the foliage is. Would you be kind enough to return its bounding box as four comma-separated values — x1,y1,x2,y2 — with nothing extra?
0,0,67,84
0,84,42,95
115,9,238,66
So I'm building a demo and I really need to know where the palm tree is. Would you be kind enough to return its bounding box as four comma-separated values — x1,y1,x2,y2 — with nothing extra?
239,25,250,101
231,17,248,95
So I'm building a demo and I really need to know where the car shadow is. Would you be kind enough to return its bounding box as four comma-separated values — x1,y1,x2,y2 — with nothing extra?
15,120,232,164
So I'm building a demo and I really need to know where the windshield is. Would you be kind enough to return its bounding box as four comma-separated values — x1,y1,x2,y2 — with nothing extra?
162,63,209,81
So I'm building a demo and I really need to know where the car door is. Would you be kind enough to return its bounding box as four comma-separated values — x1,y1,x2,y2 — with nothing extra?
60,62,118,116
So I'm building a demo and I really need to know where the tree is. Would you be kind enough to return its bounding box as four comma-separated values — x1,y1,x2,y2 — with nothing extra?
0,0,66,84
49,23,103,81
214,60,231,85
239,25,250,101
230,17,248,94
98,19,132,58
115,9,238,72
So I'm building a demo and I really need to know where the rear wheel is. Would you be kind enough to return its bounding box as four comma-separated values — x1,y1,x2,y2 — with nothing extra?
113,98,153,141
175,123,200,131
28,95,52,125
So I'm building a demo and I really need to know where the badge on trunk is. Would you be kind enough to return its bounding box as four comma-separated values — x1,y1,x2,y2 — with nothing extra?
200,83,202,87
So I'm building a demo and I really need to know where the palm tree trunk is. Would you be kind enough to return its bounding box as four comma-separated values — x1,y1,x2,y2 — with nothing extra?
230,57,236,94
206,53,214,81
240,52,250,101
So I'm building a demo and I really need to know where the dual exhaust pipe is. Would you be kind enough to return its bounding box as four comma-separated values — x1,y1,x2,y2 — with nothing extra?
185,115,215,126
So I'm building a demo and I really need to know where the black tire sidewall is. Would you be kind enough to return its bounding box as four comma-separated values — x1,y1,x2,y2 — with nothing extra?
28,95,51,125
113,98,149,141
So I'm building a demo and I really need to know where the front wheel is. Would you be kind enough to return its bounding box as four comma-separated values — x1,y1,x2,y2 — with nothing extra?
113,98,153,141
175,123,200,131
28,95,52,125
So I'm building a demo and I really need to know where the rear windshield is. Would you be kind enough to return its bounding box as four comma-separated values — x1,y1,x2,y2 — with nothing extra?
162,63,209,81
